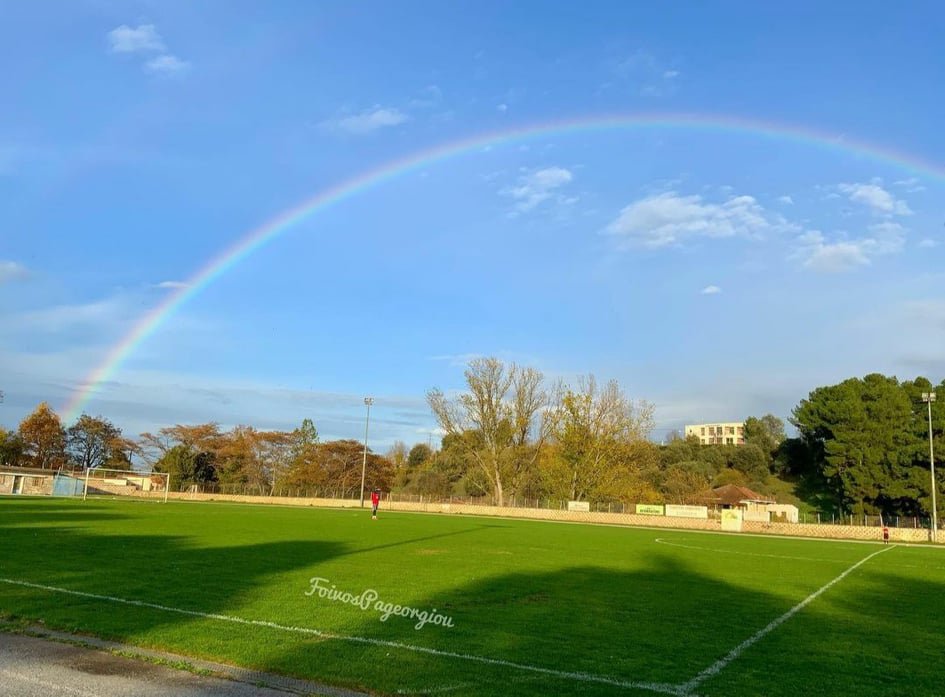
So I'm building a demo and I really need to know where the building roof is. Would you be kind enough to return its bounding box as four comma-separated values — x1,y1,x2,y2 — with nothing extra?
708,484,775,506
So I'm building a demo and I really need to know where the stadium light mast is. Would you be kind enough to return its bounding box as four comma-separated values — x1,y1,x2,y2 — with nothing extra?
922,392,937,542
359,397,374,508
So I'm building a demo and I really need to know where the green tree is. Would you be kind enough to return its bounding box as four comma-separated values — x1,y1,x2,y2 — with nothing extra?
293,418,319,452
66,414,124,470
407,443,433,469
729,443,769,483
154,445,217,490
744,414,786,468
793,374,922,516
0,428,25,467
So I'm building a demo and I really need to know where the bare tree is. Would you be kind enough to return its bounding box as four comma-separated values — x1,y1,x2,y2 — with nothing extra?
546,376,655,501
427,357,550,506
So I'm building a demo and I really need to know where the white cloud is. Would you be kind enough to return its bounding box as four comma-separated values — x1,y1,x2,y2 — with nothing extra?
8,296,131,334
0,260,28,284
802,237,871,273
108,24,164,53
918,238,939,249
795,222,905,272
156,280,189,290
326,106,410,134
700,285,722,295
605,191,786,248
145,54,190,74
838,182,912,216
502,167,574,213
777,195,794,205
496,103,508,112
663,70,680,79
893,177,926,193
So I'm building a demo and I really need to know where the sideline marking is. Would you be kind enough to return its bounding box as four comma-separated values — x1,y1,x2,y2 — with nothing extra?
656,536,945,571
654,537,850,564
0,577,682,696
677,545,895,695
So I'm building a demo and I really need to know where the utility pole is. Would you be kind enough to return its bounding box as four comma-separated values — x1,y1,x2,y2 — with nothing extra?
359,397,374,507
922,392,937,542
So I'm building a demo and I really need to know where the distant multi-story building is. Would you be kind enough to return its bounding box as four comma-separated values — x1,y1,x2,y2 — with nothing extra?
685,422,746,446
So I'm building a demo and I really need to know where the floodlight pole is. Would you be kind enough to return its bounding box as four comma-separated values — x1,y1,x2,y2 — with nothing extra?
83,468,90,501
922,392,937,542
359,397,374,508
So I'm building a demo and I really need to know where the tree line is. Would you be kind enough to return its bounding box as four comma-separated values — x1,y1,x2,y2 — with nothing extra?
0,365,940,517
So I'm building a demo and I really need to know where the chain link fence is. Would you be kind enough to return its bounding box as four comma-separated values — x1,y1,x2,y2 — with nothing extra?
173,481,938,530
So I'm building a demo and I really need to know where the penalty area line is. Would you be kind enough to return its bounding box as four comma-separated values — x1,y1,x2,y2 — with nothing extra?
677,544,896,695
0,577,681,696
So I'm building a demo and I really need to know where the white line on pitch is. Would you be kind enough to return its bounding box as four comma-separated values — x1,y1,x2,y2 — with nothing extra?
0,577,682,696
654,537,851,564
676,544,896,695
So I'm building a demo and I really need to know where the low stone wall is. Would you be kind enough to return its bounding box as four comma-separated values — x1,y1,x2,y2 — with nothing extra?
743,519,933,544
109,490,941,544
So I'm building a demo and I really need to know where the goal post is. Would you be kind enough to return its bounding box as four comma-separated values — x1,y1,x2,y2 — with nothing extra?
80,468,170,503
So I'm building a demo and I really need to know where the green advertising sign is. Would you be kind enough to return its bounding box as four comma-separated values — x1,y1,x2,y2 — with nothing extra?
635,504,665,516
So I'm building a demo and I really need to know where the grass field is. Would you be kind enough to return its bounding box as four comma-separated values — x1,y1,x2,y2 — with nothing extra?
1,497,944,696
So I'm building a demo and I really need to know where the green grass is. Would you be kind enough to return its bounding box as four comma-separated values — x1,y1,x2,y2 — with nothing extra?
1,497,943,696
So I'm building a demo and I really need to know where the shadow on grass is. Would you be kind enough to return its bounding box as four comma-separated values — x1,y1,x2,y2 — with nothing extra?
2,499,944,697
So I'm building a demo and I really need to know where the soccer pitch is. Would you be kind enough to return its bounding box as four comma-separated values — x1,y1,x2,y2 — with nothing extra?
1,498,943,696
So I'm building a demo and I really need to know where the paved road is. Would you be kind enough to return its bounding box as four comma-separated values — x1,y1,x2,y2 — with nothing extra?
0,632,361,697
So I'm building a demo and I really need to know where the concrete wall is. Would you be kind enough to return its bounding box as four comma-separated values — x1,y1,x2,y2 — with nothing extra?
0,473,53,495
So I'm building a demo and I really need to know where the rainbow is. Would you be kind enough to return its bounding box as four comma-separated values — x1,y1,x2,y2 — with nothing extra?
61,112,945,421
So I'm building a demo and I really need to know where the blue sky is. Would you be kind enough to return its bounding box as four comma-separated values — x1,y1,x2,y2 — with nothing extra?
2,1,944,447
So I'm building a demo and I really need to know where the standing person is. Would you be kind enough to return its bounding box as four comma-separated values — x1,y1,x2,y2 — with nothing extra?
882,525,890,545
371,488,381,520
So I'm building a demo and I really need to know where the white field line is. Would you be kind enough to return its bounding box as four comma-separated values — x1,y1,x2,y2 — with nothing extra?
677,545,895,695
0,667,102,697
654,537,850,564
656,536,945,572
0,577,681,696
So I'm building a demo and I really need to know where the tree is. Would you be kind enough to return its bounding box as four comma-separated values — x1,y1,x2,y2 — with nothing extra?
293,418,319,451
744,414,786,467
66,414,124,470
729,443,769,483
154,445,217,490
793,374,922,515
407,443,433,469
545,376,654,501
661,462,712,503
0,428,25,467
427,357,551,506
18,402,66,469
386,441,409,489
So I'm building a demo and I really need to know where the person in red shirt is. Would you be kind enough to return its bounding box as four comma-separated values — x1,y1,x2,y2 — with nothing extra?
882,525,890,544
371,488,381,520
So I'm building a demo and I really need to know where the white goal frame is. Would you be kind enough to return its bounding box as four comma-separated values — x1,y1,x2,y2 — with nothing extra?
82,468,170,503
